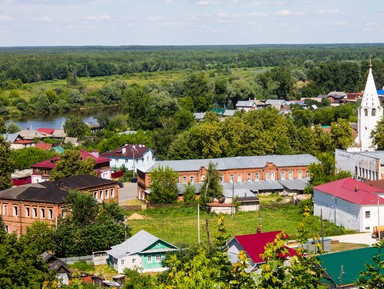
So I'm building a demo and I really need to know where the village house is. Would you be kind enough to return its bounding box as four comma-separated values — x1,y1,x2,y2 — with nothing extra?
0,175,119,235
101,144,155,172
313,178,384,233
31,149,111,183
227,230,296,272
137,154,318,201
103,230,178,273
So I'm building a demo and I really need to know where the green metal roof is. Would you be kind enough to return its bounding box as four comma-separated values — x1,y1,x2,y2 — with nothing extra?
316,247,379,287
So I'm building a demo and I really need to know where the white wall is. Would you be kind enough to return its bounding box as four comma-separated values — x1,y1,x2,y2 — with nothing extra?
314,189,384,232
109,150,156,171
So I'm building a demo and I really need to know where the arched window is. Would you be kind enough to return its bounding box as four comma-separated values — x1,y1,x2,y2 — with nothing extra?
372,108,376,116
364,108,368,116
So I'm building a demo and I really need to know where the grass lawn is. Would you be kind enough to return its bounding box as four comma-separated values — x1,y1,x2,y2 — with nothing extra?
126,203,352,247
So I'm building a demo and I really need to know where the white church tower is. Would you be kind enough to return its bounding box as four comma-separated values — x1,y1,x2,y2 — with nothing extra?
357,64,382,151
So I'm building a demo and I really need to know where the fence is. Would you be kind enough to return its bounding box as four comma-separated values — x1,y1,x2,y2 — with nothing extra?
59,255,93,265
120,205,144,211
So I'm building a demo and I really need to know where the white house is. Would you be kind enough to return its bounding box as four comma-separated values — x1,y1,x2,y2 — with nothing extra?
105,230,178,273
335,149,384,181
313,178,384,232
101,144,156,172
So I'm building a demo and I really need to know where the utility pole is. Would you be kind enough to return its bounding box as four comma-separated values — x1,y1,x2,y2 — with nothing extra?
197,203,200,243
321,209,324,253
378,196,381,240
231,181,234,218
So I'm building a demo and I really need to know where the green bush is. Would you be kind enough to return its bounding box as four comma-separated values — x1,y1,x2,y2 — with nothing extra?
70,260,95,272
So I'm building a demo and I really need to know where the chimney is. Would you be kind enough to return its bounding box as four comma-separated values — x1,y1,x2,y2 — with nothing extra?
122,144,127,154
355,186,359,192
91,150,99,158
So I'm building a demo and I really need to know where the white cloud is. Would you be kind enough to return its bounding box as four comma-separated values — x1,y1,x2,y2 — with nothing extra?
335,21,347,26
36,16,51,22
365,22,378,27
84,15,111,22
319,9,339,15
275,10,293,16
0,15,12,21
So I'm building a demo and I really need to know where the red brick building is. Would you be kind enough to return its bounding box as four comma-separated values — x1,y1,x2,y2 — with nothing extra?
137,154,318,201
0,175,119,235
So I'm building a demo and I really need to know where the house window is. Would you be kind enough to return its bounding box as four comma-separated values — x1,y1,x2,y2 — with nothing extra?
365,211,371,218
298,170,302,179
33,208,37,218
372,108,376,116
364,108,368,116
100,190,103,199
41,208,45,219
219,175,224,182
237,173,242,182
13,205,18,217
147,256,152,263
365,227,370,230
156,255,162,263
2,204,7,216
265,172,270,180
289,170,293,180
230,174,234,182
94,192,98,199
281,171,285,180
183,176,187,183
25,207,30,217
121,260,124,265
255,173,259,181
306,171,310,178
105,189,109,199
111,188,114,198
125,159,128,163
270,172,275,180
48,209,53,219
247,173,251,181
132,259,135,263
201,174,205,181
190,176,194,183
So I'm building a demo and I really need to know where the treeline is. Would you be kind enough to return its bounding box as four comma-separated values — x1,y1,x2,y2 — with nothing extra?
1,44,384,85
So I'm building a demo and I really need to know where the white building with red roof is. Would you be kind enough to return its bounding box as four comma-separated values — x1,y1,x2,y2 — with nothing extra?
227,230,296,271
31,149,111,183
313,178,384,232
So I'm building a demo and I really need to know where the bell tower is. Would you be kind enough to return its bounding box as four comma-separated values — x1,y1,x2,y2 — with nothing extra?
358,63,382,151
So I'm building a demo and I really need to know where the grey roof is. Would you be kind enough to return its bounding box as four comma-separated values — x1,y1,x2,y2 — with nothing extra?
278,179,309,191
265,99,286,106
2,133,18,143
0,183,68,203
223,109,236,117
193,112,206,120
140,154,318,173
175,179,308,198
52,129,66,138
355,151,384,165
236,100,255,107
18,129,49,139
107,230,177,259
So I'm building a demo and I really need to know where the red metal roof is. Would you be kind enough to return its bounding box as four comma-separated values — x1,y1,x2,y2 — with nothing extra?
314,178,384,205
233,230,296,264
31,149,110,169
37,128,55,134
14,139,34,144
35,142,53,151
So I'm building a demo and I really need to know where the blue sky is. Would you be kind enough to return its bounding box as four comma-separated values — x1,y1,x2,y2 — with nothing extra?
0,0,383,46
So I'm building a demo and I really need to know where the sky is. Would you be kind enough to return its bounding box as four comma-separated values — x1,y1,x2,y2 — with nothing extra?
0,0,383,47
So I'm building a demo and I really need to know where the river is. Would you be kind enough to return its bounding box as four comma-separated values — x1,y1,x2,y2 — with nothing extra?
5,106,124,131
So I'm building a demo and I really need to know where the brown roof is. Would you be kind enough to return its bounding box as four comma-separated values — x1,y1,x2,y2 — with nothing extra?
366,179,384,190
35,142,53,151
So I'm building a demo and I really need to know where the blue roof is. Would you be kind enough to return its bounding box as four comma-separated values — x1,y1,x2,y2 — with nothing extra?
378,89,384,95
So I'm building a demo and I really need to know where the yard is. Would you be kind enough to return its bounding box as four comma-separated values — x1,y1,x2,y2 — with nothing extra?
126,201,354,247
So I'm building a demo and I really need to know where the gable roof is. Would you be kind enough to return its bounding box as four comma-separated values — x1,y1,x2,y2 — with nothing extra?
107,230,178,259
0,183,68,203
18,129,51,139
35,142,53,151
31,149,110,169
317,247,378,286
236,100,255,108
101,144,151,159
314,178,384,205
37,128,55,134
48,174,117,190
141,154,318,173
230,231,295,264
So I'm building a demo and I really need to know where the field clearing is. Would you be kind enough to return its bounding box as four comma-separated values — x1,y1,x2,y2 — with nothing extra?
126,204,351,247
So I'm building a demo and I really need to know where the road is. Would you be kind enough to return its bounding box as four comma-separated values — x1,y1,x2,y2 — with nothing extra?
118,182,137,204
330,232,378,246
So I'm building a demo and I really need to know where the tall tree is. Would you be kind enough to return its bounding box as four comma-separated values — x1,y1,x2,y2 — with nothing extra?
371,118,384,150
356,240,384,288
50,150,96,180
199,162,223,204
148,166,179,204
63,116,89,139
330,118,354,150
